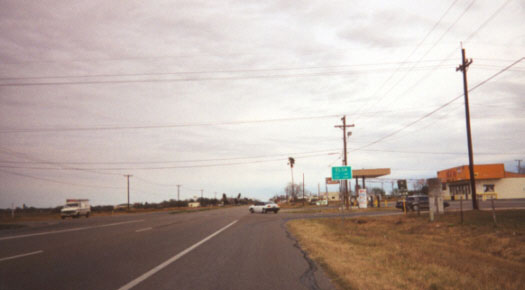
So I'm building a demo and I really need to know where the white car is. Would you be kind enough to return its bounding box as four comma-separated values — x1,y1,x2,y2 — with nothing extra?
249,202,280,214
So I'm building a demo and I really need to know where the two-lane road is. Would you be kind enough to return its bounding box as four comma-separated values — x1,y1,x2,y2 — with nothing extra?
0,207,335,290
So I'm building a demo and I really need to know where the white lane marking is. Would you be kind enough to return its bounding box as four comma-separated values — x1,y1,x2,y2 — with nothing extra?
135,227,152,233
0,250,43,262
118,219,238,290
0,219,144,241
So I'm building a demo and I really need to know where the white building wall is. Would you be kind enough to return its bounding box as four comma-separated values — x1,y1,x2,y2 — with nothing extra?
442,178,525,199
490,178,525,199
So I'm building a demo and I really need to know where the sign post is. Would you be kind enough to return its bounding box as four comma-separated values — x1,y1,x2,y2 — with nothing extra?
358,189,367,209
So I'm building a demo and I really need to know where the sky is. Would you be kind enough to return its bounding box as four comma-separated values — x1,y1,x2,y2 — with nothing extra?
0,0,524,208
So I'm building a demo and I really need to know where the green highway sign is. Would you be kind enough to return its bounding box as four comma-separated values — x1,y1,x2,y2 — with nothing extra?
332,166,352,180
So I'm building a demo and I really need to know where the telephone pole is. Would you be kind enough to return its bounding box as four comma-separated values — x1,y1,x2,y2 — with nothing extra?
124,174,132,210
516,160,523,174
200,189,204,200
335,115,355,209
456,46,478,210
176,184,181,201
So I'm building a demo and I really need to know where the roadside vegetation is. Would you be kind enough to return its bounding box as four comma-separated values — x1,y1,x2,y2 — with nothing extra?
288,210,525,290
0,195,254,225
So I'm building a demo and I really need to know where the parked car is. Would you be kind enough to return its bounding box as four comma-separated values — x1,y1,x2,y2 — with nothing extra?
395,195,449,211
249,202,280,214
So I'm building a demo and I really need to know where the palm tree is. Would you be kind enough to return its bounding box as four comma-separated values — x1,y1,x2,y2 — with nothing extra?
287,157,295,202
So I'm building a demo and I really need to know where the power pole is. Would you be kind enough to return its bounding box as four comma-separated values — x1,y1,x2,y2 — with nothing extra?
176,184,181,201
516,160,523,174
318,183,320,198
124,174,132,210
456,46,478,210
334,115,355,209
200,189,204,200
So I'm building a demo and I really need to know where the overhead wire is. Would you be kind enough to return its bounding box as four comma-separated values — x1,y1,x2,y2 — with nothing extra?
0,168,123,189
0,114,341,133
351,56,524,152
349,0,463,120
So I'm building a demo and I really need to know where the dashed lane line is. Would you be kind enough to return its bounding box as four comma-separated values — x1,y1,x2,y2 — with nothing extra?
0,219,144,241
117,220,238,290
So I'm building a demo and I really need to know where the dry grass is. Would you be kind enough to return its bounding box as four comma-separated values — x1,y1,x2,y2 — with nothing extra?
288,210,525,290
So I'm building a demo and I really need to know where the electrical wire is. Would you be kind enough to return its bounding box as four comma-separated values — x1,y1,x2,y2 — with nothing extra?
0,152,339,171
0,168,123,189
351,56,524,152
0,114,341,133
350,0,466,120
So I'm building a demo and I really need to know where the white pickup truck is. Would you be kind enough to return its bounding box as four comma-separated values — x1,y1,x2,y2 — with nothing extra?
249,202,280,214
61,199,91,219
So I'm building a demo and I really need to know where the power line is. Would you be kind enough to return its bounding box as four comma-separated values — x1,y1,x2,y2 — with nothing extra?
0,114,340,133
0,59,458,82
0,148,340,166
352,56,524,151
0,168,122,189
0,62,466,88
0,152,339,171
0,147,121,176
351,0,468,120
365,0,514,118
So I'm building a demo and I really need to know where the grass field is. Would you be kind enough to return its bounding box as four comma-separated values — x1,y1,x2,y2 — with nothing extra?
288,210,525,290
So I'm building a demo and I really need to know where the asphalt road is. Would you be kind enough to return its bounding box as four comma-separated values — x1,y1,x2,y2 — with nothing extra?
0,207,344,290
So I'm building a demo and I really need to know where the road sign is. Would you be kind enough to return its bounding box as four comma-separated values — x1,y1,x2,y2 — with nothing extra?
397,180,407,191
325,177,339,184
331,166,352,180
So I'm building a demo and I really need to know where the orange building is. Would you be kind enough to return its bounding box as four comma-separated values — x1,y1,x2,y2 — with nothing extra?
437,164,525,199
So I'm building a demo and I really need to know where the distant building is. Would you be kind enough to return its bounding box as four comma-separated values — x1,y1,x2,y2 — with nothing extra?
188,202,200,208
437,163,525,199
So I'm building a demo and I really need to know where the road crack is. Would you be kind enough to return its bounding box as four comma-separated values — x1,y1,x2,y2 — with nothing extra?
280,218,323,290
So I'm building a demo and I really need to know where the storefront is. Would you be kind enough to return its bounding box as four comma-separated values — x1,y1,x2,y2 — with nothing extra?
437,164,525,199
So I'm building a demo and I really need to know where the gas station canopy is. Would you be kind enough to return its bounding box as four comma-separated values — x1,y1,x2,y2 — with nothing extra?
352,168,391,178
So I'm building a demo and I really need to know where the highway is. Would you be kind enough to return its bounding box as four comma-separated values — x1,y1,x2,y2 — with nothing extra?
0,207,338,290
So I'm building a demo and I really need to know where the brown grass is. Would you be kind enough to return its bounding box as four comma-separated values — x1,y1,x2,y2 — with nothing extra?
288,210,525,290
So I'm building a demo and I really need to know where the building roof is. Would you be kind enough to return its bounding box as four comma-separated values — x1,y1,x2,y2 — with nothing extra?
437,163,525,183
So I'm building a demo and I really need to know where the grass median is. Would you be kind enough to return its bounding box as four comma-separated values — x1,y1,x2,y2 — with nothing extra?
288,210,525,290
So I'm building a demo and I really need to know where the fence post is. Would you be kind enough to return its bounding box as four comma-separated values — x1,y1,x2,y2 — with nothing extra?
427,178,443,222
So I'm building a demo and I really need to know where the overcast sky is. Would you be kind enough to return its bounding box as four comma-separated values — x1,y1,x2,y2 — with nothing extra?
1,0,524,208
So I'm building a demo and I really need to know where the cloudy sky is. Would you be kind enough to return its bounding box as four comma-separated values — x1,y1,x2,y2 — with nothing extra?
0,0,523,208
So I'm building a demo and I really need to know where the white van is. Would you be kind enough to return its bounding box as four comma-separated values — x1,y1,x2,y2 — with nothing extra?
61,199,91,219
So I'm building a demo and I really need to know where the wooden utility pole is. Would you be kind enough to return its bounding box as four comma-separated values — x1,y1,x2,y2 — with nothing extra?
124,174,132,210
176,184,181,201
456,46,478,210
334,116,354,209
516,159,523,174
